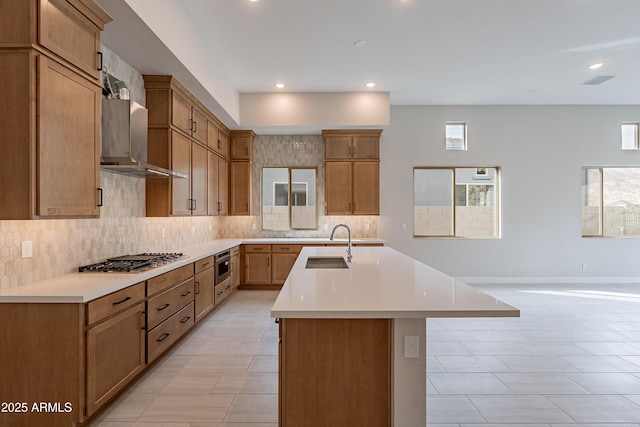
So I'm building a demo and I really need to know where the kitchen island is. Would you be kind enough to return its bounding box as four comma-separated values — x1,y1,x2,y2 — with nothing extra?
271,246,519,427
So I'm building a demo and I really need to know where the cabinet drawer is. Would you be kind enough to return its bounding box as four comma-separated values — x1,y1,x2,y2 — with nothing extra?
272,244,303,254
194,256,214,274
214,277,233,306
147,302,194,364
87,282,145,326
147,263,193,297
244,244,271,253
147,278,195,330
231,245,240,256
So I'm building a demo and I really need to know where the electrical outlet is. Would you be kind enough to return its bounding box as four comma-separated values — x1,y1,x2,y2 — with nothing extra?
401,223,407,230
252,223,257,230
404,335,419,358
21,241,33,259
365,223,370,230
191,226,196,234
161,228,166,238
323,224,329,231
582,262,588,270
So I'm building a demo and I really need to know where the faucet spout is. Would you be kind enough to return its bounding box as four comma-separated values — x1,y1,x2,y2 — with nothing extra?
330,224,352,262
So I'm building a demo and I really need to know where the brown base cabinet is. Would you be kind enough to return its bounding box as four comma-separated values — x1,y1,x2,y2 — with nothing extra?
194,256,215,321
242,245,303,288
0,257,238,427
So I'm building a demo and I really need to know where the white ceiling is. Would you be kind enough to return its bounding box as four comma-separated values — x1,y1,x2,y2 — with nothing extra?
98,0,640,131
177,0,640,105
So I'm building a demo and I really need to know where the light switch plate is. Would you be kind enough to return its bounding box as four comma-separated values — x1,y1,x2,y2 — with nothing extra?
404,335,419,358
21,241,33,259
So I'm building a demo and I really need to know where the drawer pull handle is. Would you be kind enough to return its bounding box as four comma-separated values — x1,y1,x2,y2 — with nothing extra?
157,303,171,311
216,291,224,296
112,296,131,306
280,247,289,250
181,290,191,298
180,316,191,324
157,333,170,342
202,261,211,267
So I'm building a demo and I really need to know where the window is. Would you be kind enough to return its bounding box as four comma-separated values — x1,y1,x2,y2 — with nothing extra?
445,122,467,151
414,167,500,238
621,123,639,150
582,167,640,237
262,167,317,230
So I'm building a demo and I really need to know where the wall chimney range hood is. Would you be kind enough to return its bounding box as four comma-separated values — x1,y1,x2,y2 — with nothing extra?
101,99,187,179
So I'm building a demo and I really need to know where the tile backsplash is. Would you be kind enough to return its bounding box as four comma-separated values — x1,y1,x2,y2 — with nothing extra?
0,172,219,289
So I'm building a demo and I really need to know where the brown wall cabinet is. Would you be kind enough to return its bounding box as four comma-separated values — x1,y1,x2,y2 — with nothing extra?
0,0,110,219
229,130,255,215
323,130,381,216
143,75,230,217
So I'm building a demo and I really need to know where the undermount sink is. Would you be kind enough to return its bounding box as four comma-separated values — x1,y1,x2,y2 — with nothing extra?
305,256,349,269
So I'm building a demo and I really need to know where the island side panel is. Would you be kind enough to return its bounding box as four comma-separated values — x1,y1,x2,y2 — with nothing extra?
393,318,427,426
279,318,392,427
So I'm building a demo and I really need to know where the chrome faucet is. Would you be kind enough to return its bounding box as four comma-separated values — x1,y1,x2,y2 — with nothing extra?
330,224,352,262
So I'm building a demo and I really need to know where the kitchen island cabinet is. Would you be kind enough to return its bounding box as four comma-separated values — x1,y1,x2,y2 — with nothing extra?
272,246,519,426
0,0,111,219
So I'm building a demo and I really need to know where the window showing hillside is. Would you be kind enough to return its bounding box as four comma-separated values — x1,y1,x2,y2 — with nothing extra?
582,167,640,237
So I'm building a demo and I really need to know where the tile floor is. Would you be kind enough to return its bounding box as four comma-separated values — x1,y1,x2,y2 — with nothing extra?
94,284,640,427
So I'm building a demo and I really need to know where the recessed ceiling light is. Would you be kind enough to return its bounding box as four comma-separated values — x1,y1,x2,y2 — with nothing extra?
365,82,376,88
248,0,261,2
353,40,366,48
589,62,604,70
274,83,285,89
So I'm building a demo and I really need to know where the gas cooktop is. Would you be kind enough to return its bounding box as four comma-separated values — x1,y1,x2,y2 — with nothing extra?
78,253,185,273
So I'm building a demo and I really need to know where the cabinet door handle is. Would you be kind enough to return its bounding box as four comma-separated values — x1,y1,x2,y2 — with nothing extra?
112,296,131,306
195,281,200,294
97,188,103,207
180,316,191,324
181,290,191,298
193,199,197,211
218,201,222,212
348,146,351,156
193,121,197,133
97,51,103,71
189,118,194,132
267,256,270,266
157,333,170,342
157,303,170,311
218,139,221,150
141,311,146,330
353,146,357,156
353,202,356,212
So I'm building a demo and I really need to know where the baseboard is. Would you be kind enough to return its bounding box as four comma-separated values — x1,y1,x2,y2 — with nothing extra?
457,276,640,285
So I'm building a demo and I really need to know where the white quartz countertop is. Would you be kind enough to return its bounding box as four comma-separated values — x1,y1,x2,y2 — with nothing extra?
0,238,384,303
271,246,520,319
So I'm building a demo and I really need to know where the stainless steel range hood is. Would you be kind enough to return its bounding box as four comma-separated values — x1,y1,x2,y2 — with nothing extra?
101,99,187,179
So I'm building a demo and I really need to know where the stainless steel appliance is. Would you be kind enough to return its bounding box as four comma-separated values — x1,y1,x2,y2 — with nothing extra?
215,250,230,284
79,253,185,273
100,98,187,179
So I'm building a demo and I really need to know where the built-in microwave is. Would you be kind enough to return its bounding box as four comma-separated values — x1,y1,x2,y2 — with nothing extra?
215,250,230,284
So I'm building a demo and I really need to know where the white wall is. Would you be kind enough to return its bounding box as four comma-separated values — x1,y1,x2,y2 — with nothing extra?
380,105,640,282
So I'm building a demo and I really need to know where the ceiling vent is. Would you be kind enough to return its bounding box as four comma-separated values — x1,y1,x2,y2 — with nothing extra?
582,75,615,85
